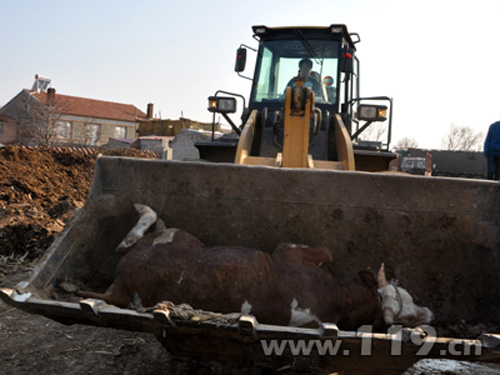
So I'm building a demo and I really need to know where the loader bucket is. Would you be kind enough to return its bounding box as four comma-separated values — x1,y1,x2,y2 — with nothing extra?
2,156,500,374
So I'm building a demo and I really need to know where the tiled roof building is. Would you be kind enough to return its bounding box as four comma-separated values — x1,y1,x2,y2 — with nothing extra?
30,91,147,123
0,78,149,146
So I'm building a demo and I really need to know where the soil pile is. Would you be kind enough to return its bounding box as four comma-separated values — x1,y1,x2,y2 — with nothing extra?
0,145,156,261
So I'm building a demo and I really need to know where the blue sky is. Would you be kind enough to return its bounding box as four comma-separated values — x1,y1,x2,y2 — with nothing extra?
1,0,500,149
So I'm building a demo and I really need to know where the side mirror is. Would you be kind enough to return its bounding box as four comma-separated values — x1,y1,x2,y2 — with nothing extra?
235,48,247,72
340,47,355,74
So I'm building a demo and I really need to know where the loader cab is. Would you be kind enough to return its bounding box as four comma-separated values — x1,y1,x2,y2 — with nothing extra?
199,25,396,170
244,25,362,162
249,25,351,116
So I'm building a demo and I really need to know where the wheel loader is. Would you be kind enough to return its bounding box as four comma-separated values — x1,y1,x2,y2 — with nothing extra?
2,25,500,374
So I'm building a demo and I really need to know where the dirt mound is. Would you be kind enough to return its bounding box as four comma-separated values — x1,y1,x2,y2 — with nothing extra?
0,145,156,261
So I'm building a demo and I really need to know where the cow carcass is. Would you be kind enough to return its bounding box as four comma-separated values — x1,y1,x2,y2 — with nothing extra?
78,204,433,331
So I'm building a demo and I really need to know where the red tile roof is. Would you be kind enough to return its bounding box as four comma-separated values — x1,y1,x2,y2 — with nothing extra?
29,90,148,122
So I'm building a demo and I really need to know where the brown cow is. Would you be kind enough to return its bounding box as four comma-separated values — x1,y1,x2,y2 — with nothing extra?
78,205,432,331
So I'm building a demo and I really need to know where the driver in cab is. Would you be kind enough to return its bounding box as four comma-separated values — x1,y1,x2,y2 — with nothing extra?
287,58,323,99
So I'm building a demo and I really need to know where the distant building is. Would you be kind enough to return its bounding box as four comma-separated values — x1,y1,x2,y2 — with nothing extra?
0,75,149,146
405,148,487,179
137,116,222,137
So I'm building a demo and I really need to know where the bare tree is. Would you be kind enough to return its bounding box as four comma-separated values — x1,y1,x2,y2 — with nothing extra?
393,137,418,151
19,97,66,146
441,124,484,151
82,120,100,146
359,122,387,143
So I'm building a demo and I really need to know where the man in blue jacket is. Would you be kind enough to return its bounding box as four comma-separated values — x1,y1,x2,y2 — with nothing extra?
484,121,500,180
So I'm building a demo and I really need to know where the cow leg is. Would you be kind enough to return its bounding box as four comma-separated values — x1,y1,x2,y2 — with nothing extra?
116,204,158,254
77,282,131,308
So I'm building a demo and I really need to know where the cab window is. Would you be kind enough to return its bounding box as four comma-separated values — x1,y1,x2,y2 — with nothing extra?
252,39,340,104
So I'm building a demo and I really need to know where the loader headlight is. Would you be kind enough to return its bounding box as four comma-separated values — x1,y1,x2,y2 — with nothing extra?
207,96,237,114
357,104,387,122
